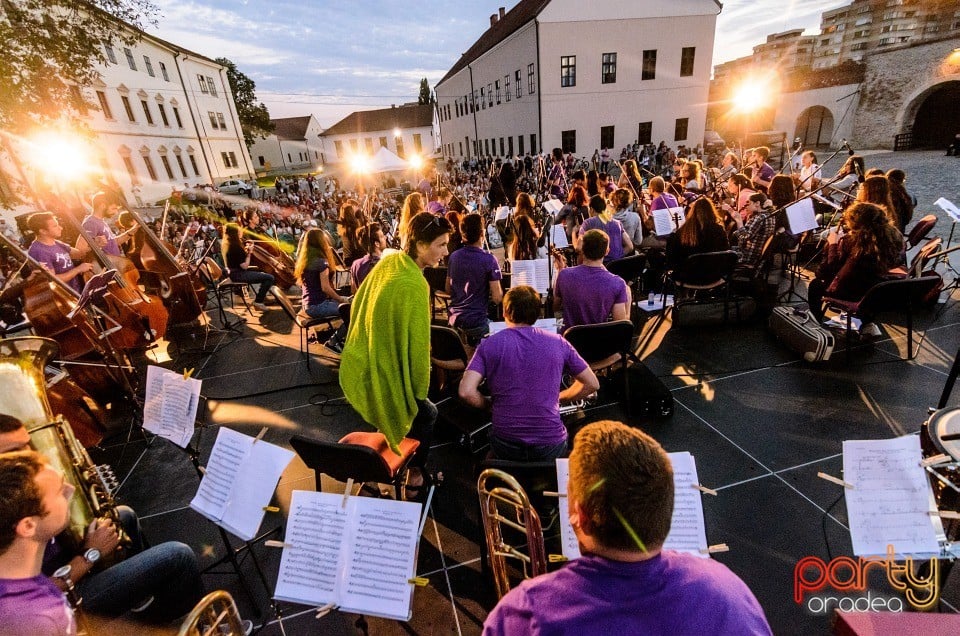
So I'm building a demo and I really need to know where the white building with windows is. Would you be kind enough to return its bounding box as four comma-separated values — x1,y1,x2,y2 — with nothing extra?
248,115,325,174
434,0,721,161
320,103,435,165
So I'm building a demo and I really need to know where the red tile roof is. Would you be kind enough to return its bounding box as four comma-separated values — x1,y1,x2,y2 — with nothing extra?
321,104,433,137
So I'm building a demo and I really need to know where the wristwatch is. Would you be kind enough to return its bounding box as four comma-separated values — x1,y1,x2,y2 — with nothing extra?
53,564,74,588
82,548,101,566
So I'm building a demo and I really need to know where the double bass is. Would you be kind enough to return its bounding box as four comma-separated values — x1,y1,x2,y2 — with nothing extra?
127,202,206,325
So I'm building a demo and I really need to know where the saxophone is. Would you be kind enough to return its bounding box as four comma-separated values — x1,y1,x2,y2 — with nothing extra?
0,337,127,562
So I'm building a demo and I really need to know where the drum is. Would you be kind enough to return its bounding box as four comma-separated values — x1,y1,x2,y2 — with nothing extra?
926,408,960,460
922,408,960,541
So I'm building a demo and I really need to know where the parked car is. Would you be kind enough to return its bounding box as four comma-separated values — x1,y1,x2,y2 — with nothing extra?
217,179,251,196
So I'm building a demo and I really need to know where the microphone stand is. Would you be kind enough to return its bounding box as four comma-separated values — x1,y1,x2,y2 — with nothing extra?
780,141,803,176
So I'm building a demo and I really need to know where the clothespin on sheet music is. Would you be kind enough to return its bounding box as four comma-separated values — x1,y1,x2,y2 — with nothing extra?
700,543,729,555
692,483,717,496
549,554,569,563
315,603,337,619
921,454,950,468
817,472,854,489
262,505,280,513
341,478,354,509
264,540,290,549
542,490,562,498
253,427,268,444
407,577,429,587
929,510,960,520
182,367,195,380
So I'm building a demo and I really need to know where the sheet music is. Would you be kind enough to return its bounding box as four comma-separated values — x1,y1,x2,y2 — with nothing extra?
551,225,569,249
935,197,960,222
189,428,294,541
489,318,558,335
509,258,551,294
339,497,421,620
555,459,582,559
662,452,709,557
542,199,564,216
274,491,347,606
143,366,201,448
785,198,818,234
494,206,512,221
557,453,709,560
843,436,939,557
652,207,686,236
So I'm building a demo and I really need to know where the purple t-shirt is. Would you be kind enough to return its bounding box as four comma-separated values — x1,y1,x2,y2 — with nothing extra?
578,217,626,261
447,246,501,329
467,326,588,446
28,240,81,293
0,575,76,635
350,254,380,290
555,265,627,331
483,551,772,636
650,193,679,211
300,257,330,307
81,215,120,257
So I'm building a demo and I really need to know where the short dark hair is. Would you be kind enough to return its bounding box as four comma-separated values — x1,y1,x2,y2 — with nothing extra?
503,285,540,325
580,229,609,260
754,146,770,160
571,170,586,182
552,147,564,161
357,222,382,255
460,213,484,244
569,421,674,552
26,211,55,234
405,212,452,259
589,195,606,215
0,451,46,553
91,191,115,213
0,414,24,434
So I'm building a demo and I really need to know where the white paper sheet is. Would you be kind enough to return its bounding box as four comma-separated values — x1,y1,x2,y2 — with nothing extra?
935,197,960,222
542,199,564,215
495,206,512,221
785,198,818,234
143,365,200,448
652,207,686,236
508,258,551,294
843,436,939,557
488,318,558,335
550,225,569,249
555,458,581,560
190,428,295,541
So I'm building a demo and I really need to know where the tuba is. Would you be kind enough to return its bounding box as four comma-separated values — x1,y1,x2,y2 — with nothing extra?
0,337,126,561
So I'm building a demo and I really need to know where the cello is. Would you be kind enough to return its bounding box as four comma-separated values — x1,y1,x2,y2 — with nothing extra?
238,209,296,290
126,202,206,325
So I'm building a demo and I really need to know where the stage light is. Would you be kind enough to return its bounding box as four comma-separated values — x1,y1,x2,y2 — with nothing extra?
26,130,92,183
731,80,765,114
408,154,423,171
393,128,401,138
348,153,369,175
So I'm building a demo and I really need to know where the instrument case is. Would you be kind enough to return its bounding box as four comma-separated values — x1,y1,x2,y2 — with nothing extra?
769,306,834,362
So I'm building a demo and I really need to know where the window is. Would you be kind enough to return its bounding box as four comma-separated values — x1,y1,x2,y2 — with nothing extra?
518,135,524,156
488,83,493,107
508,136,514,157
365,138,374,153
480,88,485,110
561,55,576,87
122,156,138,184
143,56,154,77
160,155,174,179
527,63,536,93
601,52,616,84
288,153,292,162
207,77,217,97
530,133,537,154
175,155,187,177
680,47,696,77
515,69,522,98
96,91,113,119
379,136,388,148
505,75,511,102
642,50,657,80
124,47,136,70
140,100,154,125
413,133,422,153
561,130,576,154
499,138,504,156
637,121,652,145
208,112,218,129
600,125,614,149
258,156,265,167
349,139,358,151
104,44,117,64
395,137,404,158
484,139,489,155
227,152,239,168
217,113,226,130
158,104,169,126
334,140,344,156
851,42,868,51
495,79,501,104
172,107,183,128
198,75,208,94
159,61,169,81
121,95,135,122
674,117,688,142
143,155,158,181
188,154,199,176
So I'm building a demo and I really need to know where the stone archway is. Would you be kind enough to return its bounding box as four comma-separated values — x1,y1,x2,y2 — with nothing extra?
794,106,834,147
909,80,960,149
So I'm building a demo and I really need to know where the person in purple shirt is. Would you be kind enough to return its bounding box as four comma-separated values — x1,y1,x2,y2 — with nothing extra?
0,450,77,636
82,192,134,258
575,195,633,263
350,222,387,292
459,286,598,461
295,228,349,319
483,420,772,636
26,212,93,294
748,146,776,192
446,213,503,345
554,229,630,332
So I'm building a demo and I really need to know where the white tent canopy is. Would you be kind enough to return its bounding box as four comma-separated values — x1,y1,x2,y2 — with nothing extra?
367,146,409,173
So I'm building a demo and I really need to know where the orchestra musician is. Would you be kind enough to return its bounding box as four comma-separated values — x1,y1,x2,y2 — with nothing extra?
84,193,135,258
747,146,775,192
553,229,630,331
26,212,93,294
794,151,822,194
547,148,568,201
446,213,503,345
575,195,633,264
221,222,274,309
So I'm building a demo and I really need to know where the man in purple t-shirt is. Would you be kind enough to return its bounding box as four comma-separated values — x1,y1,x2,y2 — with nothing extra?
483,421,772,636
81,192,134,258
446,214,503,344
749,146,776,192
26,212,93,294
554,229,630,331
0,451,77,636
459,286,598,461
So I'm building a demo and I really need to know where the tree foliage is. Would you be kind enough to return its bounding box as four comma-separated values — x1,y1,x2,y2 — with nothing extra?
418,78,434,105
0,0,158,133
215,57,273,148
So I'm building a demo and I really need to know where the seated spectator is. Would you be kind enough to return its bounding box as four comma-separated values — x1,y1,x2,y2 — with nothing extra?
459,286,598,461
446,214,503,345
665,198,730,272
483,420,772,635
554,229,630,331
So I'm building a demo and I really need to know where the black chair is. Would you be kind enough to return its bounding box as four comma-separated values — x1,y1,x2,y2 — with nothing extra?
669,250,739,298
823,275,942,362
290,432,420,500
906,214,937,250
430,325,469,398
423,266,450,322
605,254,646,298
563,320,634,414
272,285,337,368
909,237,941,278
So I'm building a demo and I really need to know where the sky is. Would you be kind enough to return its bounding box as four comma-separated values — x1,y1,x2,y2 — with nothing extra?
147,0,844,127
